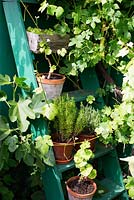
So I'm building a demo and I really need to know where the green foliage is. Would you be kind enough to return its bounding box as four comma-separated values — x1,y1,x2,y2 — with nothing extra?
51,95,100,142
120,156,134,198
124,176,134,199
0,74,56,173
52,95,78,142
74,140,97,180
74,103,101,134
95,58,134,145
48,0,134,76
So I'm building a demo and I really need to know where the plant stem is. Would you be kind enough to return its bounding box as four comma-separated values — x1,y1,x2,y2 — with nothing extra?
20,0,38,28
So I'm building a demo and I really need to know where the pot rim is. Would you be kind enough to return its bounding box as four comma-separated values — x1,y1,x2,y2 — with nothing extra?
36,73,66,85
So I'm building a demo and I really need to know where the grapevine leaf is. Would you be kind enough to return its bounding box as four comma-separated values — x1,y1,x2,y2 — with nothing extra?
9,98,35,132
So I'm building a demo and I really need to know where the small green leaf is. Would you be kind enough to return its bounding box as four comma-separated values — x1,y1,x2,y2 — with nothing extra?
0,74,11,85
5,135,19,152
38,0,48,13
0,90,7,102
55,6,64,19
86,95,95,104
0,116,11,141
23,153,34,166
47,5,57,16
42,103,58,120
13,76,30,90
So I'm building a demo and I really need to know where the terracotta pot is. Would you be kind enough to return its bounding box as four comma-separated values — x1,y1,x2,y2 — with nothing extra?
53,141,74,164
37,73,66,100
75,134,96,152
66,176,97,200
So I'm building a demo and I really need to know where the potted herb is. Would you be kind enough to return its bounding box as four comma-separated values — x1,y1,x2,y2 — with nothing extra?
50,95,91,163
76,103,101,151
66,140,97,200
0,74,57,172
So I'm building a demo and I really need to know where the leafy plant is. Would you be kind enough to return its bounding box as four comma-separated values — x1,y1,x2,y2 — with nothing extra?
23,0,69,79
0,74,57,172
60,0,134,76
95,58,134,145
74,140,97,180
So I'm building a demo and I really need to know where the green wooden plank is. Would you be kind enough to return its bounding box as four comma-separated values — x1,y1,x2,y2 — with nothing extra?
3,0,37,90
93,178,125,200
42,167,65,200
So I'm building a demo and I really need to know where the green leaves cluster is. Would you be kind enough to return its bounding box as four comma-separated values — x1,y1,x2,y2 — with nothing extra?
59,0,134,75
39,0,64,19
95,58,134,145
0,74,57,172
120,155,134,199
74,140,97,180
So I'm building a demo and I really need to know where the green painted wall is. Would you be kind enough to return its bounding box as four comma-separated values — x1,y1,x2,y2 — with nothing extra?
0,2,16,76
0,2,17,114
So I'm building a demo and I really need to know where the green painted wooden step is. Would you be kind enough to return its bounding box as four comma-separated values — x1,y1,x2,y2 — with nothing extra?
93,178,124,200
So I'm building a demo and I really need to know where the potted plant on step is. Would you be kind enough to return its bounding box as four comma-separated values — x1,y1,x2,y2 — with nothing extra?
50,95,91,164
76,103,101,151
21,1,69,99
66,140,97,200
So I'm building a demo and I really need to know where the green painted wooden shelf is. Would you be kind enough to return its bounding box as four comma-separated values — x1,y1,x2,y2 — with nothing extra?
93,178,125,200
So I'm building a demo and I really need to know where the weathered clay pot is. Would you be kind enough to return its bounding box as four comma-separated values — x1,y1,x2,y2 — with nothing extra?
66,176,97,200
37,73,66,100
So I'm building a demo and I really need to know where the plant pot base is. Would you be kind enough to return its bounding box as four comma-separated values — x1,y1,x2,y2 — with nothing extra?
56,156,73,164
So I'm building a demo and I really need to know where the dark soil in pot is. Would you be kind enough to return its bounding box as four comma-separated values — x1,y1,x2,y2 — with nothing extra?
68,178,95,194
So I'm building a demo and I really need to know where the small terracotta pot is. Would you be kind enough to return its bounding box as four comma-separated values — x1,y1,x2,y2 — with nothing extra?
75,134,96,152
53,141,74,164
66,176,97,200
36,73,66,100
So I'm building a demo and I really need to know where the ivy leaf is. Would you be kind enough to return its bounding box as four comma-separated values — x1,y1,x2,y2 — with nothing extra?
55,6,64,19
57,48,67,57
9,98,35,132
0,90,7,102
30,91,45,115
13,75,30,90
15,146,24,161
0,74,11,85
47,5,57,16
86,95,95,104
0,116,11,141
23,153,34,166
41,103,58,120
38,0,48,13
5,135,19,152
